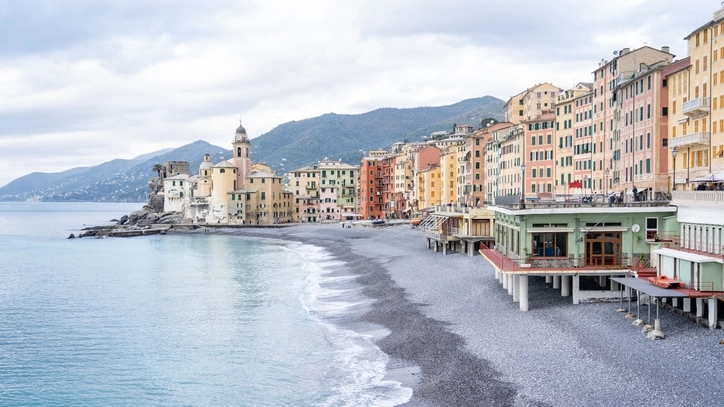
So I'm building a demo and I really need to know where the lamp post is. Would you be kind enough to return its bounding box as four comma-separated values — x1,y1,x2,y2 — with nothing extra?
605,168,610,197
672,147,679,191
520,162,526,209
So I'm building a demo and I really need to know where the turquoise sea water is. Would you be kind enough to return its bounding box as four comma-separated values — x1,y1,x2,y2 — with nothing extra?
0,203,410,406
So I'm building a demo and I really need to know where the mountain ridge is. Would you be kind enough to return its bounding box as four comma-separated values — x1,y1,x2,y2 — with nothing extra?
0,96,504,202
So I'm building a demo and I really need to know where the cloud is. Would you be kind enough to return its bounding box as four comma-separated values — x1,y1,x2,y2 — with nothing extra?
0,0,718,187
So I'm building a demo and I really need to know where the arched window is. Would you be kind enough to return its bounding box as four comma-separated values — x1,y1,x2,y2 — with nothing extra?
237,147,242,157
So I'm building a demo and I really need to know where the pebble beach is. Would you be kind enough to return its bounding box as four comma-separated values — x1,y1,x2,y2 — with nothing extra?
185,222,724,407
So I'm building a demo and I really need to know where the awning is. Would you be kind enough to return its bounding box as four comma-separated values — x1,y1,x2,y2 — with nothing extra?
611,277,688,297
691,173,724,182
568,181,583,188
527,227,574,233
419,214,448,230
654,247,721,263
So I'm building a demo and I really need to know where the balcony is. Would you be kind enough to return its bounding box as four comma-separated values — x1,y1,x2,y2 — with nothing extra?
682,98,709,117
671,190,724,207
668,132,710,148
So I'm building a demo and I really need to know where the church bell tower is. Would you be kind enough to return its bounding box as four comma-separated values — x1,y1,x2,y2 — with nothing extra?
232,121,252,189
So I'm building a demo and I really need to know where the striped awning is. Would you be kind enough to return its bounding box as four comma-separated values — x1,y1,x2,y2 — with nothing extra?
419,214,448,230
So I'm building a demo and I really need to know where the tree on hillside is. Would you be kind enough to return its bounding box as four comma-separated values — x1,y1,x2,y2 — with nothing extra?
479,118,499,129
152,163,163,178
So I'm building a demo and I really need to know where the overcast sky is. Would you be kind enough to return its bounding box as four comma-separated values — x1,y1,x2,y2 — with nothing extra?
0,0,718,187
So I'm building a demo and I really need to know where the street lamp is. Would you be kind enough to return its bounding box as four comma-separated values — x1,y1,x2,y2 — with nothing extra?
520,162,526,209
671,147,679,191
605,168,610,197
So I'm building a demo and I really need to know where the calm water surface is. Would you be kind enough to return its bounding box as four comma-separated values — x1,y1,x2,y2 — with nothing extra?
0,202,409,406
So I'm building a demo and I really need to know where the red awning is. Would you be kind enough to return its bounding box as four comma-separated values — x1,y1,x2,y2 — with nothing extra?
568,181,583,188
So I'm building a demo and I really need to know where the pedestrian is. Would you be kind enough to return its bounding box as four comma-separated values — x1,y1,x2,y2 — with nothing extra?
632,186,638,201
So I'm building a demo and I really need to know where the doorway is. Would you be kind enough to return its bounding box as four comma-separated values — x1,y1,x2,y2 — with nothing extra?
585,232,622,266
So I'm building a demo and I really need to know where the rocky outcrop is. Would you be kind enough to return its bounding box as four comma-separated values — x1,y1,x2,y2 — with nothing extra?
78,176,186,238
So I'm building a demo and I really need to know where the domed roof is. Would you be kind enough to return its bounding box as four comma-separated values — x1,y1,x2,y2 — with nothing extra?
199,153,213,170
235,121,246,134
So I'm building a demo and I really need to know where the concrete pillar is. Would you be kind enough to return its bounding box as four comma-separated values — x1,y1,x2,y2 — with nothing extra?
599,276,606,287
507,274,514,295
683,298,691,313
513,275,520,303
426,238,430,249
696,299,704,317
708,297,718,329
519,275,529,311
611,279,619,291
443,242,447,255
672,298,678,308
572,275,580,305
545,276,552,284
468,242,474,257
561,275,571,297
553,275,560,289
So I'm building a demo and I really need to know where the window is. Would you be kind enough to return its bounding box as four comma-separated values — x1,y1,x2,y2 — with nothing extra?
646,218,658,240
531,232,567,257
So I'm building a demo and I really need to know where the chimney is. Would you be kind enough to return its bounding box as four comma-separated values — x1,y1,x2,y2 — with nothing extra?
662,46,670,54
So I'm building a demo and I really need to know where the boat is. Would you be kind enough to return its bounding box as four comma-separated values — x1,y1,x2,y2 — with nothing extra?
409,218,421,226
371,219,386,225
647,275,685,289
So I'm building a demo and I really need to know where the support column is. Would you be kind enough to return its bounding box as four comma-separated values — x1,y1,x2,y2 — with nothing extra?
683,298,691,313
599,276,606,287
696,299,704,317
513,276,520,303
611,279,619,291
561,275,571,297
572,275,580,305
519,275,529,311
545,276,552,284
443,242,447,255
426,238,430,250
708,297,718,329
553,275,560,289
507,274,514,295
501,272,507,289
672,298,678,308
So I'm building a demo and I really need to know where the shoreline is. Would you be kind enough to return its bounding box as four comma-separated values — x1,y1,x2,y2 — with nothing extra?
169,222,724,407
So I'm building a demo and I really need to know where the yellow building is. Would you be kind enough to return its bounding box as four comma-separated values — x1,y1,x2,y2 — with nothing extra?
674,11,724,185
417,165,441,208
439,140,462,204
169,123,293,225
504,83,560,125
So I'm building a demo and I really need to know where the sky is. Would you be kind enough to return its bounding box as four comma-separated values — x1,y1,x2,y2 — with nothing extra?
0,0,719,187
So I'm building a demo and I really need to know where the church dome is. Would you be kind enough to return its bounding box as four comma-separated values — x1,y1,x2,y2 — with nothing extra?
235,122,246,134
199,153,213,170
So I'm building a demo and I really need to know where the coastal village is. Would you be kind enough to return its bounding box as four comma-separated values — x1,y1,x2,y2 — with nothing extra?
149,6,724,336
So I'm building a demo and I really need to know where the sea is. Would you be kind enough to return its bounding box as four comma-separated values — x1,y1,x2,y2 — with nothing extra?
0,202,412,407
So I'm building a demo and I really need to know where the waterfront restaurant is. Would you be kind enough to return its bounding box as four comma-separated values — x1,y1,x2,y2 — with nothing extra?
479,197,677,311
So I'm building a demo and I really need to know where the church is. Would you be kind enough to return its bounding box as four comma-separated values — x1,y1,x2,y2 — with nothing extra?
162,122,295,225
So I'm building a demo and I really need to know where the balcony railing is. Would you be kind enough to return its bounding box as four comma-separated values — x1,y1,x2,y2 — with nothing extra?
668,132,710,148
682,98,710,117
671,190,724,206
